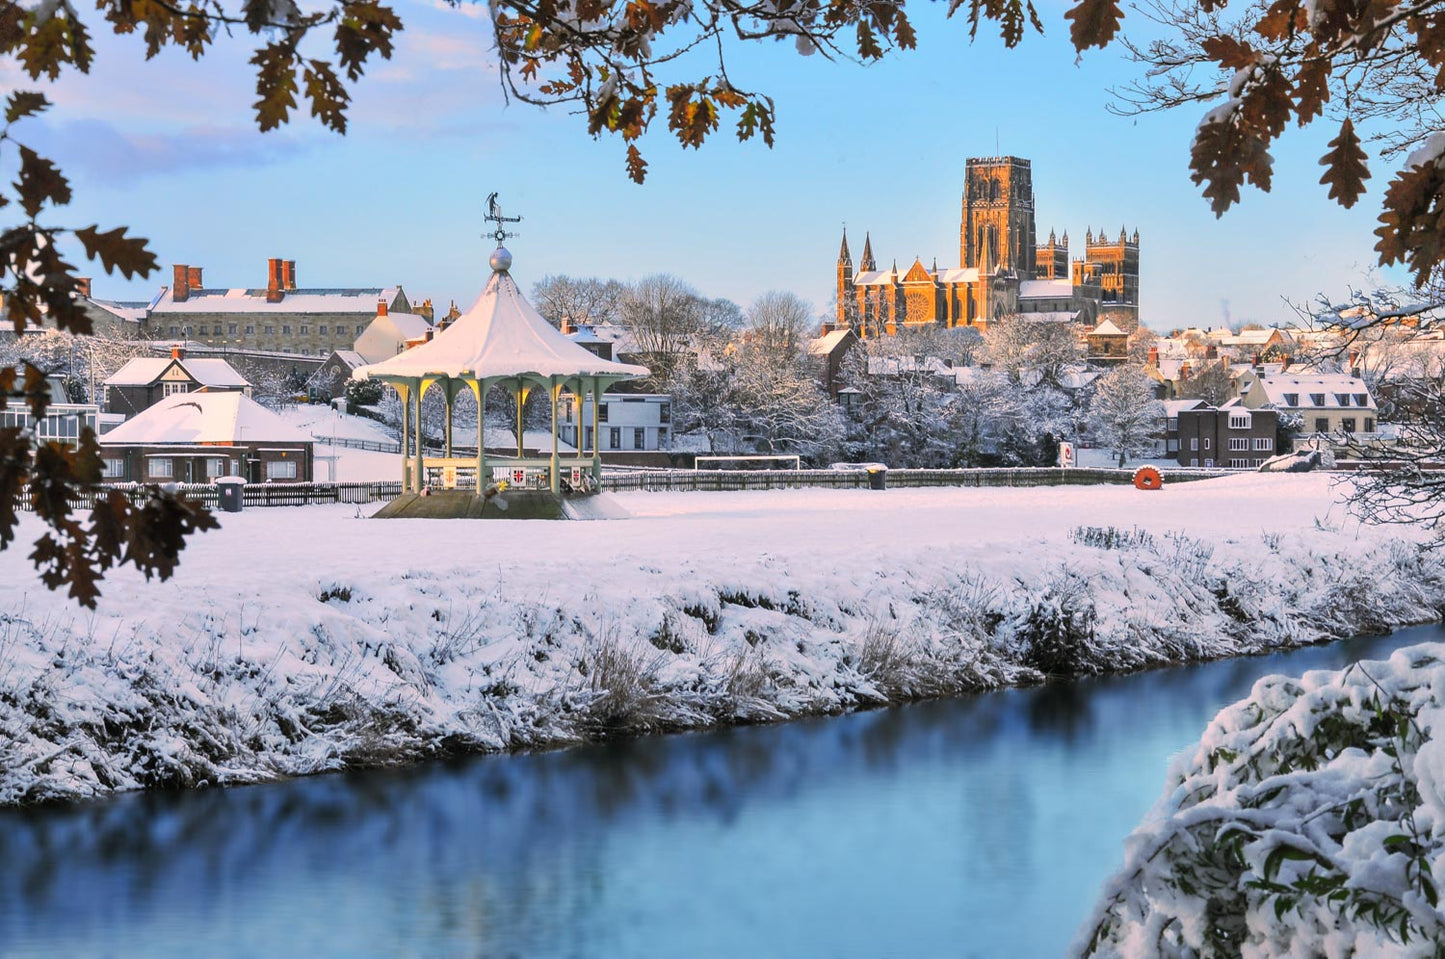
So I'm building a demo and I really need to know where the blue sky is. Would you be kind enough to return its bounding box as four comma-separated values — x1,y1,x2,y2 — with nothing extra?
7,0,1401,330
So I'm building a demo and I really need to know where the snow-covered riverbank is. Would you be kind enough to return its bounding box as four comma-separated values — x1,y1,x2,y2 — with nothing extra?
0,473,1440,806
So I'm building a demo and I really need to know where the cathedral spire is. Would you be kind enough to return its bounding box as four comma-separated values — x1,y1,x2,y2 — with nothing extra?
838,227,852,265
861,232,877,271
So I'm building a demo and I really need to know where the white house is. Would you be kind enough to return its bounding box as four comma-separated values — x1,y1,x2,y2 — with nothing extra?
1236,368,1379,440
559,393,672,452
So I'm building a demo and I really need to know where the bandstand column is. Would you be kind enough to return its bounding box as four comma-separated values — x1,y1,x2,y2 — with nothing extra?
549,378,561,494
398,381,412,493
474,379,487,493
591,378,602,483
413,380,425,492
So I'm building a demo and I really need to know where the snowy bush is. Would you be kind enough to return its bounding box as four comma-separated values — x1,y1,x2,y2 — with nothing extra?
1077,644,1445,958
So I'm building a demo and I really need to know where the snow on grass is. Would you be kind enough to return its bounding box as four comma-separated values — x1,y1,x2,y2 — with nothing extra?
0,473,1440,807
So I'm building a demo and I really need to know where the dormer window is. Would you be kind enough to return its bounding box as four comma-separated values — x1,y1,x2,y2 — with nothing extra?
1229,413,1250,429
1334,393,1350,406
1355,393,1369,406
1284,393,1299,406
1310,393,1326,406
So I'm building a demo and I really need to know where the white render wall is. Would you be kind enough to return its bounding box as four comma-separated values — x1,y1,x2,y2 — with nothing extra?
561,393,672,451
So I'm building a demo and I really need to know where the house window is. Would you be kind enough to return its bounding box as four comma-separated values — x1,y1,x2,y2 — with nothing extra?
660,404,671,424
1229,437,1249,451
633,427,645,449
150,458,173,478
1365,417,1375,433
282,325,292,335
319,325,328,335
264,325,275,335
1341,417,1357,433
266,459,297,480
1315,417,1329,432
584,426,593,451
1228,414,1250,429
1355,393,1369,407
1310,393,1326,406
213,325,223,335
1335,394,1350,406
1254,437,1272,450
1190,457,1199,467
299,325,310,335
597,403,609,423
228,323,238,335
658,428,668,447
609,427,621,449
1190,438,1198,451
1284,393,1299,406
1166,417,1178,432
1167,439,1179,452
1204,458,1213,467
1229,458,1249,468
169,326,179,336
208,457,228,477
101,458,124,479
1203,437,1211,450
162,382,188,396
245,325,255,335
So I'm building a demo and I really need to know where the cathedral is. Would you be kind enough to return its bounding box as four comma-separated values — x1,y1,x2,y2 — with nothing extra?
835,156,1140,336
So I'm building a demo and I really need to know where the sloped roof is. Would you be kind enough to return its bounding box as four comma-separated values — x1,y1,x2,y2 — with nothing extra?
103,357,251,389
902,259,933,283
357,267,648,382
151,287,403,315
808,329,855,356
935,267,979,285
1090,318,1127,337
851,270,895,287
1019,278,1072,299
100,392,310,446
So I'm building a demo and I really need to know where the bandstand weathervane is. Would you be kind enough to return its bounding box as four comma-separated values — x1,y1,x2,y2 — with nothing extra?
484,192,522,246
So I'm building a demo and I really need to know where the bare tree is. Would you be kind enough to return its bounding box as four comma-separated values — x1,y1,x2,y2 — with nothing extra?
744,291,814,358
1177,360,1237,407
983,315,1083,389
1091,366,1165,468
531,275,626,330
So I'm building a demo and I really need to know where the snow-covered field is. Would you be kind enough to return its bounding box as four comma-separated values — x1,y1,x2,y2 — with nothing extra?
1,473,1442,807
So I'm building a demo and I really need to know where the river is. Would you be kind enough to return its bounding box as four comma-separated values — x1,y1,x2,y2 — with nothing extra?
0,626,1436,958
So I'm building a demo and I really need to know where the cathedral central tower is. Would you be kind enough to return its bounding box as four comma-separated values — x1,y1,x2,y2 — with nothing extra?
961,157,1037,277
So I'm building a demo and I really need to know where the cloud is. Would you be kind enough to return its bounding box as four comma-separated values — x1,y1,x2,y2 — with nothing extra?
21,118,316,184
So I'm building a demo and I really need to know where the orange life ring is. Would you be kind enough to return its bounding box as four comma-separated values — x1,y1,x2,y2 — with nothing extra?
1133,466,1163,491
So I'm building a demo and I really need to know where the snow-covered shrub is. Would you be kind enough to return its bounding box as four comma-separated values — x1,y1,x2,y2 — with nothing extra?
1014,574,1098,677
1071,525,1158,551
1077,644,1445,958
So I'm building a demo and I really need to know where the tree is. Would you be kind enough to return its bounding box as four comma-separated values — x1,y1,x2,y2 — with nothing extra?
1177,359,1237,406
982,315,1082,389
1090,366,1165,468
531,275,626,330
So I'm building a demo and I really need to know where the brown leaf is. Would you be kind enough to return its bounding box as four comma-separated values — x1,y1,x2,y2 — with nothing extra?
1200,34,1257,70
626,143,648,184
1065,0,1124,51
1293,57,1330,125
251,42,298,132
4,91,48,124
303,59,350,133
1375,157,1445,284
14,146,71,218
1190,110,1275,215
74,224,158,280
1319,117,1370,209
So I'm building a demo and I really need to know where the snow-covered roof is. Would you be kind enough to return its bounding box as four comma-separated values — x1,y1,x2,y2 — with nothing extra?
1018,279,1072,299
327,350,367,369
151,287,402,315
1021,311,1078,324
1162,399,1206,416
103,357,251,389
357,268,648,383
382,312,434,341
85,298,150,323
1090,318,1127,337
935,267,979,285
808,329,854,356
852,270,895,287
568,325,609,345
1253,373,1377,409
100,392,311,446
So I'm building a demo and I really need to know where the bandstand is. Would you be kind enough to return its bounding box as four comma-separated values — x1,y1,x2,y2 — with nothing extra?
354,204,647,500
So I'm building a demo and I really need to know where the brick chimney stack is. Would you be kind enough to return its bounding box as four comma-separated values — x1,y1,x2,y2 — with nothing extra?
187,266,203,291
377,299,388,318
266,257,285,303
173,264,191,302
1146,345,1158,368
75,277,91,298
171,346,185,360
1180,361,1192,380
283,259,296,291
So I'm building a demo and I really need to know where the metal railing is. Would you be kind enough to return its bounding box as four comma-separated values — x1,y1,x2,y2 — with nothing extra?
599,466,1230,493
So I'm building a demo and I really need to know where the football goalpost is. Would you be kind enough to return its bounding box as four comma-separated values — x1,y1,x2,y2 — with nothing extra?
693,454,803,471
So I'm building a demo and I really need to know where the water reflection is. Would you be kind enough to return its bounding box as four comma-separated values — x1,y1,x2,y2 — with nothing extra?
0,628,1433,958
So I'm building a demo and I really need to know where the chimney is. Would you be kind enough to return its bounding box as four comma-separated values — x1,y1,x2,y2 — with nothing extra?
266,257,284,303
283,259,296,291
1352,364,1363,379
425,329,434,342
187,266,203,290
1205,344,1218,360
171,346,185,360
75,277,91,298
1146,346,1158,368
173,264,191,302
560,315,575,335
377,299,389,318
1180,361,1192,380
1253,352,1262,369
1280,354,1291,373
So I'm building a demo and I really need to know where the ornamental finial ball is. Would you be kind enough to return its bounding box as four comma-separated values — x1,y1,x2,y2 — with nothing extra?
489,246,513,273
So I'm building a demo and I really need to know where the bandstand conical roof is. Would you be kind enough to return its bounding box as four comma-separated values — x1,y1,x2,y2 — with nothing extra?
356,252,649,383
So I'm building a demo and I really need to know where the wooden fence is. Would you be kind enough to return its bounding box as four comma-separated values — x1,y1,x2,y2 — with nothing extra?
21,481,405,512
599,466,1229,493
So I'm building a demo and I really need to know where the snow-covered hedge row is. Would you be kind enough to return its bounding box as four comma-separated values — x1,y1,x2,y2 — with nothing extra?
1,515,1443,807
1077,642,1445,958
